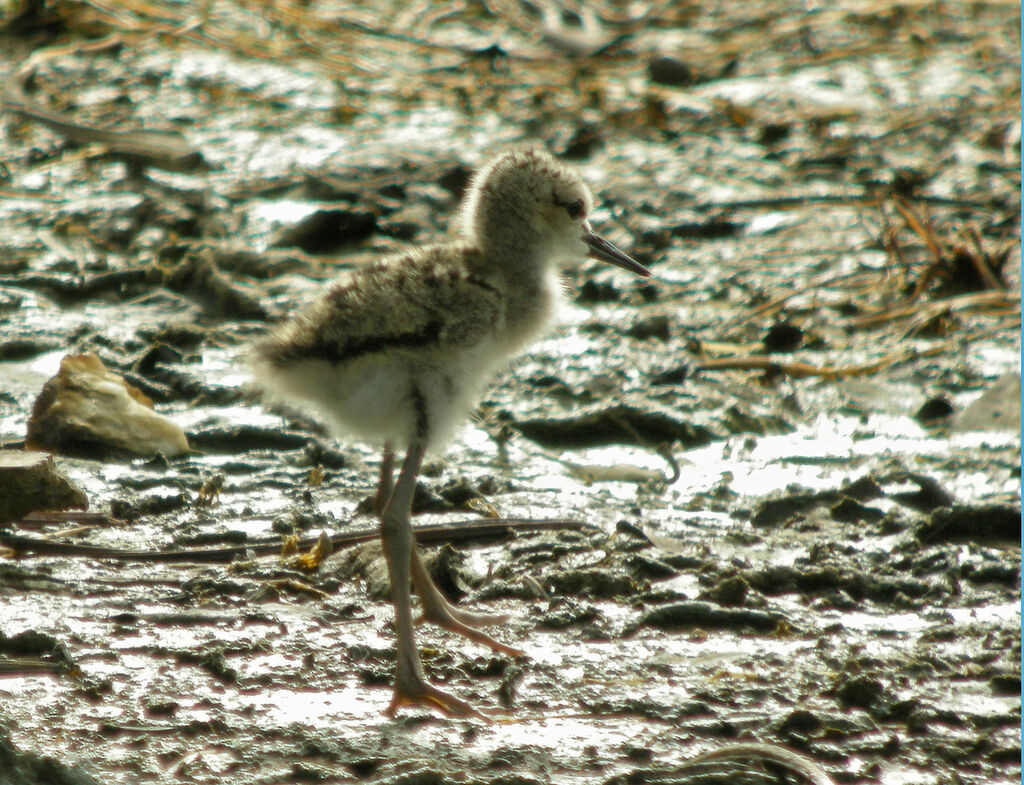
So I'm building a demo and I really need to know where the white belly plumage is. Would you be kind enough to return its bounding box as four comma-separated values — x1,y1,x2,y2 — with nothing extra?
254,335,510,451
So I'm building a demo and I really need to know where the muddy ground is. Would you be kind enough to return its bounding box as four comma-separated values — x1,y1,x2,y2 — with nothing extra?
0,1,1020,783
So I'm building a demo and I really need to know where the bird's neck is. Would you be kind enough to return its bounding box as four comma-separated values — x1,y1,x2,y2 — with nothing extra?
458,229,564,350
500,261,564,351
470,227,559,281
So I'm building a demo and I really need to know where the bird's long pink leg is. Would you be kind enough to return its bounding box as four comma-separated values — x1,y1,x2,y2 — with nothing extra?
374,445,395,518
379,444,522,657
379,439,485,719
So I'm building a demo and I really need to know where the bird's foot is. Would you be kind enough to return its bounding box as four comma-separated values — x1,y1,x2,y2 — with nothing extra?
421,600,508,630
411,547,525,656
385,676,490,721
417,601,525,657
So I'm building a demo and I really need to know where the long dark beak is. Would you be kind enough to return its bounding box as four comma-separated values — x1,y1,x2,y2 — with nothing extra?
582,224,651,277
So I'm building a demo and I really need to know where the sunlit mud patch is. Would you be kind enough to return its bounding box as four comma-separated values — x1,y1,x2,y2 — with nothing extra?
240,686,382,728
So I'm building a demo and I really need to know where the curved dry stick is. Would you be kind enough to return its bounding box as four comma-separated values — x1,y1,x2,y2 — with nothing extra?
693,342,947,380
2,34,207,173
0,518,596,563
680,743,835,785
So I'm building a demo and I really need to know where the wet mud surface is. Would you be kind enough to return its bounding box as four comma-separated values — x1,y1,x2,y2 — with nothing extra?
0,1,1020,783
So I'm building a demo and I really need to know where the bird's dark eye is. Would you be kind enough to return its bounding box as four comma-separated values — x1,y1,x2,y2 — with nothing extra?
563,199,586,220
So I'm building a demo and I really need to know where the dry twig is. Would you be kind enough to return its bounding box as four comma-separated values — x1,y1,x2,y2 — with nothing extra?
695,343,948,380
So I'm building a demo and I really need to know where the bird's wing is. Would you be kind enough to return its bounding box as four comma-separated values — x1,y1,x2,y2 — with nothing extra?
256,245,504,366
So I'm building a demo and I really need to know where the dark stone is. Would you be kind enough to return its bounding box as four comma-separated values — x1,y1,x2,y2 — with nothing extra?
625,315,671,342
513,403,718,450
561,123,603,159
647,55,696,87
547,568,640,599
272,209,377,254
917,505,1021,543
915,396,955,423
699,575,750,606
576,278,621,303
759,122,792,145
0,337,58,360
669,219,742,239
776,708,823,736
650,365,688,385
638,601,784,632
186,424,311,453
623,554,679,580
0,450,88,524
763,321,803,353
829,497,885,523
836,674,884,709
0,629,74,667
